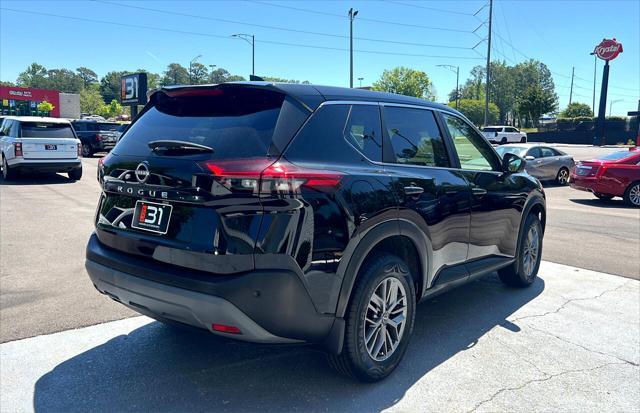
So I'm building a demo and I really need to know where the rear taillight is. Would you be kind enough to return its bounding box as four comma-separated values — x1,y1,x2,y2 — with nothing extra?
96,134,103,142
594,165,608,178
14,142,23,157
212,323,241,334
202,159,343,195
77,143,82,157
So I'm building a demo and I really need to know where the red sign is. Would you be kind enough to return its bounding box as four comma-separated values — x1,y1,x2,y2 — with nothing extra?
0,86,61,117
593,38,623,61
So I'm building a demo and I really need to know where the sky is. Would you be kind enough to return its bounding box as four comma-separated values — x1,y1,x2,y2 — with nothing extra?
1,0,638,115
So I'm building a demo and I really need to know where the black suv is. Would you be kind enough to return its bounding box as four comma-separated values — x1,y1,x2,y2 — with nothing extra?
71,120,121,157
86,83,545,381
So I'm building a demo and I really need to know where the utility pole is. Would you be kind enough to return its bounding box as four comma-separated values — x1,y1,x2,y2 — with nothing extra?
358,77,364,87
483,0,493,126
349,8,358,88
437,64,460,110
232,34,255,76
569,66,575,105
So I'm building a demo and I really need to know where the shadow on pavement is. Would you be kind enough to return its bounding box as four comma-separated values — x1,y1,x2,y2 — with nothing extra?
0,172,73,186
33,274,544,412
569,198,631,209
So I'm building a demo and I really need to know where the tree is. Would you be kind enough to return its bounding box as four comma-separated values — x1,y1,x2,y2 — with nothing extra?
453,99,499,126
76,67,98,87
189,62,209,84
98,99,123,119
37,101,55,113
517,85,558,127
161,63,189,86
560,102,593,118
372,67,435,100
209,68,246,83
513,60,558,126
17,63,49,89
100,71,129,104
488,61,516,124
46,68,83,93
263,76,310,84
80,85,105,114
0,80,16,86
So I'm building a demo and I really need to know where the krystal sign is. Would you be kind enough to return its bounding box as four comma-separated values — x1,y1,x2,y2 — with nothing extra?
593,38,623,61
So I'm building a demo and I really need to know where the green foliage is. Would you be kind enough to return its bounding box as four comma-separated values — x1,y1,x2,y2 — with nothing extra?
161,63,189,86
560,102,593,118
452,99,498,126
45,68,84,93
80,85,105,114
263,76,310,84
76,67,98,87
208,68,246,83
189,62,209,84
37,101,55,112
0,80,16,87
372,67,435,100
606,116,626,121
17,63,49,89
100,71,130,103
97,99,123,119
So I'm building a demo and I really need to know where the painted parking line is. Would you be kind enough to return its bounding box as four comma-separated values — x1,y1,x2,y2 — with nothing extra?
1,261,638,413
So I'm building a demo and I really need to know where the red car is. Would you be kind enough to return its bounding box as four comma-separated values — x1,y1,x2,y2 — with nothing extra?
570,147,640,207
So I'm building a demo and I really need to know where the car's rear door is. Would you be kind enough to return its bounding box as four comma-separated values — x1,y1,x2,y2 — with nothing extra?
96,86,310,274
19,122,79,160
381,105,472,285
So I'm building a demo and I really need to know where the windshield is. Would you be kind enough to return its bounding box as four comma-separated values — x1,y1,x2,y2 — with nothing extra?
597,151,635,162
97,123,120,131
21,122,75,139
494,145,528,158
114,88,286,159
481,127,501,132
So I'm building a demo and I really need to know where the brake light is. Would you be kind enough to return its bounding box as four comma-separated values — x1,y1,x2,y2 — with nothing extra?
212,323,241,334
202,159,343,195
96,134,103,142
14,142,22,157
595,165,608,178
77,143,82,157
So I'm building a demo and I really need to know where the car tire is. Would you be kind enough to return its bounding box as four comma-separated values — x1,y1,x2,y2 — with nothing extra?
498,213,543,288
68,167,83,181
81,144,93,158
520,136,527,143
555,167,569,185
594,193,614,201
500,137,507,145
327,254,416,382
2,155,15,181
623,181,640,208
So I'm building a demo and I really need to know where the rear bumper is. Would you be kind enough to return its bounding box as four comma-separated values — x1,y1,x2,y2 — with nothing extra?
10,159,81,173
85,233,335,343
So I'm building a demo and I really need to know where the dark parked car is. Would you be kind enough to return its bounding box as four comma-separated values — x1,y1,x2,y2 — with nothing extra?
71,120,120,157
570,148,640,206
85,83,546,381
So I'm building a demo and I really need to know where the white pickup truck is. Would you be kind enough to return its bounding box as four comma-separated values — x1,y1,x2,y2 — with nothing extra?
481,126,527,144
0,116,83,180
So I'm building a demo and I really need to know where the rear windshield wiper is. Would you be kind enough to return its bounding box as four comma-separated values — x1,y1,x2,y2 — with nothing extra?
148,140,214,154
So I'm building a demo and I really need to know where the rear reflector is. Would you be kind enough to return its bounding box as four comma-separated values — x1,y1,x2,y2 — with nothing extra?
202,159,343,195
77,143,82,157
212,323,241,334
14,142,23,157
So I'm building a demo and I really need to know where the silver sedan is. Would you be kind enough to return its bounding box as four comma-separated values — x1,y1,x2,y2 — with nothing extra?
495,144,575,185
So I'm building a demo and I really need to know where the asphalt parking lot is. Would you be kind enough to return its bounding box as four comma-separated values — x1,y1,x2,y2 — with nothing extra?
1,146,639,411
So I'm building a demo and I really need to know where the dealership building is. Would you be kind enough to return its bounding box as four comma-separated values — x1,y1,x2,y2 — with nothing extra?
0,86,80,119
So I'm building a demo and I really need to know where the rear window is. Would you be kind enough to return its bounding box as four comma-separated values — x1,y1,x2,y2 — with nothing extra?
98,123,120,131
21,122,75,139
114,88,286,159
598,151,635,161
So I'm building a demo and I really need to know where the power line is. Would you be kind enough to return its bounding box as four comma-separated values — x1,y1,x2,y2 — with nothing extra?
94,0,474,50
0,7,484,60
386,0,475,16
246,0,474,33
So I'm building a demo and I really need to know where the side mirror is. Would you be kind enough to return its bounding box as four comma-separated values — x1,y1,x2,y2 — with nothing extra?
524,155,535,161
503,153,526,173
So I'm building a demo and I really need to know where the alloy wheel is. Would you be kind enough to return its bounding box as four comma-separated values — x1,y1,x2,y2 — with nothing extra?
629,184,640,206
557,169,569,185
522,225,540,278
364,276,408,362
2,157,7,179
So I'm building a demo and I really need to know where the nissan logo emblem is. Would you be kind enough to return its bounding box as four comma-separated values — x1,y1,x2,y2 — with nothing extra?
135,163,150,183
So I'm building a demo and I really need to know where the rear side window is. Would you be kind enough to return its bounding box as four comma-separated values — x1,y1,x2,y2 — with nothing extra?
384,106,449,167
114,88,286,159
343,105,382,162
527,147,542,158
540,147,556,158
21,122,75,139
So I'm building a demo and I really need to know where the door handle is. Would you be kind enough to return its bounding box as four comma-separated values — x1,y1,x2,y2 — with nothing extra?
472,187,487,196
404,186,424,196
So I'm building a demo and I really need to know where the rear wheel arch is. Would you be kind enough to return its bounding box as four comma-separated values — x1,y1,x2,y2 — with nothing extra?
624,180,640,206
335,220,431,319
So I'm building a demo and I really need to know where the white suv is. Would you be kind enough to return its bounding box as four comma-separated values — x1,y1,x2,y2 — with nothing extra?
481,126,527,144
0,116,83,180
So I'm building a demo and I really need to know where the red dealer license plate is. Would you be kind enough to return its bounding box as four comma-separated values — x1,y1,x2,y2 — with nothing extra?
131,201,172,234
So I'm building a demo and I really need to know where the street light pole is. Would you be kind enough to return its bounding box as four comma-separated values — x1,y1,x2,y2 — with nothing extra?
591,53,597,114
232,34,255,76
437,64,460,110
358,77,364,88
348,8,358,88
189,54,202,84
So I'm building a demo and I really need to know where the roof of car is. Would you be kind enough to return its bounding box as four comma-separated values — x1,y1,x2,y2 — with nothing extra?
157,82,458,114
498,143,549,148
1,116,71,124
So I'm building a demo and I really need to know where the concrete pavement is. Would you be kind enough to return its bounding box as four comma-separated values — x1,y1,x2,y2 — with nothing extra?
1,261,638,412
